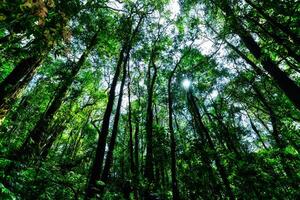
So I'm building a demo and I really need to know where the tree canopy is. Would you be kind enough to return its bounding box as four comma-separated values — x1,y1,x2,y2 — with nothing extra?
0,0,299,199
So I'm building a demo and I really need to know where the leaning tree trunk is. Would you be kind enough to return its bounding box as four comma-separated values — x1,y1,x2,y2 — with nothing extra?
84,43,129,200
244,15,300,63
0,55,45,123
187,89,235,200
85,13,144,198
13,32,100,161
100,58,127,189
186,94,223,198
252,84,299,190
216,0,300,111
248,115,268,149
244,0,299,45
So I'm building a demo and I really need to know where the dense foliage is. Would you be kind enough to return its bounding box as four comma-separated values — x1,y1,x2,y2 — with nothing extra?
0,0,299,199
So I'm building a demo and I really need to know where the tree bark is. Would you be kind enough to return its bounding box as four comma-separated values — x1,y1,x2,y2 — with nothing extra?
217,0,300,111
244,0,299,45
167,61,182,200
13,32,99,161
0,56,44,122
144,48,158,183
84,42,129,199
100,57,127,185
187,89,234,200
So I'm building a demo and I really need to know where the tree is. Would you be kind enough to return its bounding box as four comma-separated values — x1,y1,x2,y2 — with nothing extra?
0,0,79,122
85,10,144,199
0,0,299,199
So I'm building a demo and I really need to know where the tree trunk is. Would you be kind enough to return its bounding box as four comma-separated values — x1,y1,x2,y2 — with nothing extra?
128,66,135,175
167,68,180,200
134,116,140,173
244,0,299,45
144,49,158,183
187,96,222,198
13,32,99,161
134,113,140,198
207,24,264,76
84,42,129,199
187,89,234,200
217,0,300,111
0,56,44,122
127,65,139,200
100,58,127,186
85,13,144,197
244,15,300,63
247,114,268,149
252,85,299,189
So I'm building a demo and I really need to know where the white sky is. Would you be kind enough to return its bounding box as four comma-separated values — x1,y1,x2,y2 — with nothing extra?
167,0,180,18
107,0,180,17
107,0,123,10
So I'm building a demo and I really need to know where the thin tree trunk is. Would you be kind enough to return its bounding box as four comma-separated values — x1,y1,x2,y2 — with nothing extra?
252,85,299,189
168,87,180,200
128,65,135,175
134,117,139,172
100,57,127,187
127,64,139,200
144,49,157,183
202,106,228,151
167,60,181,200
84,42,129,199
85,13,144,198
207,24,264,76
187,96,223,198
211,103,241,157
244,15,300,63
71,112,92,159
134,113,140,198
247,113,268,149
187,89,234,200
40,123,66,159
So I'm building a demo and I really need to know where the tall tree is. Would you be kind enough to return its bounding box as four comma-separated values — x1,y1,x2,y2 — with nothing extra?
0,0,78,122
168,62,181,200
214,0,300,110
186,87,235,199
85,12,144,199
0,1,299,199
144,42,158,183
100,53,127,190
14,31,100,161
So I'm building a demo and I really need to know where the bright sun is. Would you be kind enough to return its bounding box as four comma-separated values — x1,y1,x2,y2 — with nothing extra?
182,79,191,90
